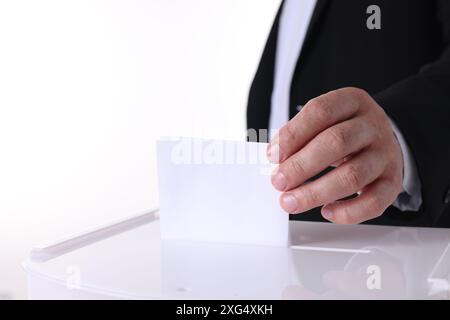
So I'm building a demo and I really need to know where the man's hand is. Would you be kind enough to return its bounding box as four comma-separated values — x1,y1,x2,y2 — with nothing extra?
267,87,404,224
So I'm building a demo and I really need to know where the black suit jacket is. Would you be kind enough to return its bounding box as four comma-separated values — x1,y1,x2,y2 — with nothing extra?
247,0,450,227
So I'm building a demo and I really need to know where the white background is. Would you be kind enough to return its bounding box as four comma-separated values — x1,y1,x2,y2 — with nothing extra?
0,0,280,299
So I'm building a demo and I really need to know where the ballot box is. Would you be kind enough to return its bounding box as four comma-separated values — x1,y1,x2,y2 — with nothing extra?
23,209,450,299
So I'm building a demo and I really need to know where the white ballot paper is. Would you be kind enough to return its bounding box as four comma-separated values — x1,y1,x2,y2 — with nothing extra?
157,137,289,246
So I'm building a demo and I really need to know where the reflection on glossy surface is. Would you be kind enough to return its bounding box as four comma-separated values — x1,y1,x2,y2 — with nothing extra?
24,217,450,299
287,223,450,299
161,241,291,299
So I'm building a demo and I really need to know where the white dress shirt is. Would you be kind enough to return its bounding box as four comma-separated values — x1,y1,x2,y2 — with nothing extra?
270,0,422,211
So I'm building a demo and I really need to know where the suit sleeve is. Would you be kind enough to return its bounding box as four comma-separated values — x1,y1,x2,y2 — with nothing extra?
373,1,450,226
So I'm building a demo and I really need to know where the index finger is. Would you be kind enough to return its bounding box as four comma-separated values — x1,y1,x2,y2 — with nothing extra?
267,88,362,164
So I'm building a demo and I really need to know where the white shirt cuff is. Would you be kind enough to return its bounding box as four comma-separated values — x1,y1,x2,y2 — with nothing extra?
389,118,423,212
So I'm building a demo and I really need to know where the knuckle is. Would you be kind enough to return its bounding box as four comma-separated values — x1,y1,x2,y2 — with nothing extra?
286,157,306,179
308,98,333,124
367,195,385,216
341,164,362,189
302,185,319,208
327,127,350,154
347,87,368,99
279,123,297,145
384,173,403,200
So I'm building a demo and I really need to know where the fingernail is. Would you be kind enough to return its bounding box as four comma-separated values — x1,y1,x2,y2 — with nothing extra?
322,208,334,220
281,194,298,213
267,143,282,163
272,170,287,191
